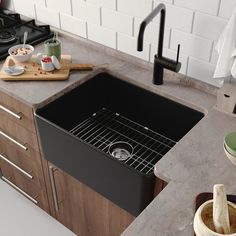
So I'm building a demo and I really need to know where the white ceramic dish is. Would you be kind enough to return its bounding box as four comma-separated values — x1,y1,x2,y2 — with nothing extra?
41,57,54,72
8,44,34,62
224,144,236,165
3,66,25,76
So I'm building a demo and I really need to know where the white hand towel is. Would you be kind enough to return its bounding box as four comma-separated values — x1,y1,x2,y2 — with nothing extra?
214,8,236,78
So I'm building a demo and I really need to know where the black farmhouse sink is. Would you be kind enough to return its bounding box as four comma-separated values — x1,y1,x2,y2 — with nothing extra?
35,72,204,216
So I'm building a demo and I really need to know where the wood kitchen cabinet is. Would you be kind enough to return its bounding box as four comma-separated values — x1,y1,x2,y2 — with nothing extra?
46,162,167,236
47,163,135,236
0,90,50,212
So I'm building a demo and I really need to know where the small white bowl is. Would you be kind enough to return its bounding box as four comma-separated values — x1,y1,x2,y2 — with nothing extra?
41,57,54,72
224,144,236,165
8,44,34,62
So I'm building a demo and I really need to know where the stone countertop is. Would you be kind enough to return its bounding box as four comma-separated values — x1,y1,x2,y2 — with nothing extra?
0,33,235,236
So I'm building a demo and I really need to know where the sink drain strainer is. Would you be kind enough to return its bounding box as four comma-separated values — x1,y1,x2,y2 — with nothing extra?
109,141,133,161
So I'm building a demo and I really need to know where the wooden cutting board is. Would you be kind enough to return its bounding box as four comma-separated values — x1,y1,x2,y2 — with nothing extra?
0,55,93,81
194,192,236,236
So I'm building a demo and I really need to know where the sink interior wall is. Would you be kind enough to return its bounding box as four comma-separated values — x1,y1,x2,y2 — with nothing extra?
39,72,204,142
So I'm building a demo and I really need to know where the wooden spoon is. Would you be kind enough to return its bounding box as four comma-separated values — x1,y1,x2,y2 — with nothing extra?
213,184,231,234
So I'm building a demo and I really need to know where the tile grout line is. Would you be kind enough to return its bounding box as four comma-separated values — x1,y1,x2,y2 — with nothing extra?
85,22,88,39
216,0,222,16
115,0,118,11
209,41,215,63
148,43,152,62
190,11,195,34
116,32,118,50
58,11,62,29
33,4,37,20
132,17,135,37
100,7,102,26
70,0,73,16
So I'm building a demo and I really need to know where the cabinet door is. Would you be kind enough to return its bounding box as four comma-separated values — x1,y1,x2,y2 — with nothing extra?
49,164,135,236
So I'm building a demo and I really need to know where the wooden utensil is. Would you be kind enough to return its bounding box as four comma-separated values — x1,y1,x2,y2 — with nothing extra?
213,184,231,234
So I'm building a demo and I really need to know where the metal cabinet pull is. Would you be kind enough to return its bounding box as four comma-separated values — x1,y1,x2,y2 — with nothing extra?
2,176,38,204
0,131,28,150
49,165,59,211
0,105,22,119
0,153,33,179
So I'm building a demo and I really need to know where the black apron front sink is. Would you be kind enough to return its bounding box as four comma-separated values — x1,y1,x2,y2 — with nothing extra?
35,72,204,216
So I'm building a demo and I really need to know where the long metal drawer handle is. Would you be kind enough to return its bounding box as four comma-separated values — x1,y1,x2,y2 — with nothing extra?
49,165,59,211
0,105,22,119
2,176,38,204
0,153,33,179
0,131,28,150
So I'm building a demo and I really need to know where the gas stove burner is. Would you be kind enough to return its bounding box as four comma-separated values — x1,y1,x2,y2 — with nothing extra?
0,10,53,60
0,30,16,44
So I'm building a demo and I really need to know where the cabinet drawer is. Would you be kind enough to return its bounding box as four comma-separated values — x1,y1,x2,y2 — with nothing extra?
0,139,44,187
0,91,36,133
0,163,49,211
0,115,39,152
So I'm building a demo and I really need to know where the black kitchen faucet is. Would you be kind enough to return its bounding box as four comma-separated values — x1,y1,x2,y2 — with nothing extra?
137,3,181,85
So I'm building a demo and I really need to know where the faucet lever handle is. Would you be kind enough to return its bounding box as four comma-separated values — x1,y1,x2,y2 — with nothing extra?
176,44,180,64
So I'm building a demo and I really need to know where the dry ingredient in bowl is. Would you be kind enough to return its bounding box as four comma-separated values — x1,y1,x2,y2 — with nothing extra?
42,57,52,63
11,47,32,55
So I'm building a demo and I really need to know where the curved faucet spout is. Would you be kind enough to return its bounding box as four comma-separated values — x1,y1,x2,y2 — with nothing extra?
137,3,166,58
137,3,181,85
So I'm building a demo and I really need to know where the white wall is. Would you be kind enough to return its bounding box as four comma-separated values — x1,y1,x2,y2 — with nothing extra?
10,0,236,87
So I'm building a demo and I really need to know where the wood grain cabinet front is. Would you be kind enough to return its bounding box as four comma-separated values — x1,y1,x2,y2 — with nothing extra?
0,91,36,132
0,91,50,213
47,164,135,236
0,139,45,187
0,161,49,211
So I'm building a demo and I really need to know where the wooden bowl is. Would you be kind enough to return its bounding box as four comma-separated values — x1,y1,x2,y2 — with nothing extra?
194,200,236,236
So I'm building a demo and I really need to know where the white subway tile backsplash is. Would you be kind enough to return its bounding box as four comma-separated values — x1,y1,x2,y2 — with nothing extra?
154,2,194,32
193,13,227,40
210,41,218,65
171,30,212,61
10,0,226,87
150,45,188,75
117,0,152,18
14,0,35,19
87,0,116,10
35,5,60,28
174,0,220,15
72,0,100,24
60,13,87,38
117,33,150,61
134,18,170,47
219,0,236,18
46,0,71,15
102,9,133,35
33,0,46,6
187,57,219,87
87,24,116,49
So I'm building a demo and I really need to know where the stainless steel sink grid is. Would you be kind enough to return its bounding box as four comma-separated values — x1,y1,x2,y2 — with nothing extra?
70,108,176,175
